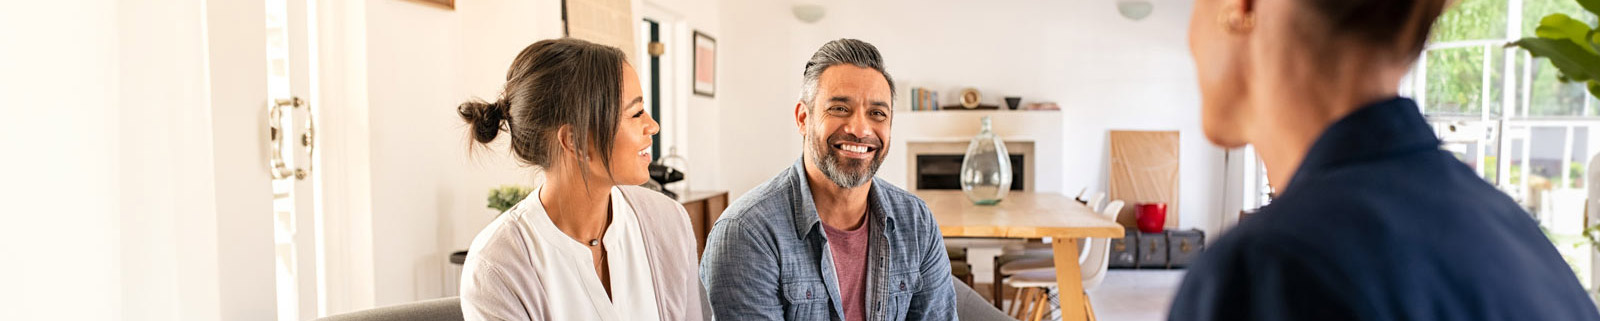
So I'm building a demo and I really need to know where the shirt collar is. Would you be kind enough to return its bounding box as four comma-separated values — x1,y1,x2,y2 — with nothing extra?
1283,97,1440,196
789,159,894,238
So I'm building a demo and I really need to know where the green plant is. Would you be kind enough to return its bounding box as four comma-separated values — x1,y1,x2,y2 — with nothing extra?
1585,224,1600,247
1509,0,1600,99
1480,156,1525,184
1572,161,1589,187
1547,225,1591,282
487,185,534,213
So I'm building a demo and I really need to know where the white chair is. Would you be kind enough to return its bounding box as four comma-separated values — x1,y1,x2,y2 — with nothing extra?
1086,192,1107,213
1081,200,1123,287
1003,200,1124,321
1001,192,1107,255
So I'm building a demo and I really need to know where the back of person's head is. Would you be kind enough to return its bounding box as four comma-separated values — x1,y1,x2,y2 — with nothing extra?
1190,0,1453,148
1288,0,1451,62
798,39,896,108
457,38,627,170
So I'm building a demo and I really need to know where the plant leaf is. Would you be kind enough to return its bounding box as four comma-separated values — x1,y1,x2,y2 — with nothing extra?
1588,80,1600,99
1591,31,1600,52
1511,37,1600,82
1580,0,1600,17
1535,14,1598,55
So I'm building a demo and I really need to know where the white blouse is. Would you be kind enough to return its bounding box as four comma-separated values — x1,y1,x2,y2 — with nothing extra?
460,186,661,321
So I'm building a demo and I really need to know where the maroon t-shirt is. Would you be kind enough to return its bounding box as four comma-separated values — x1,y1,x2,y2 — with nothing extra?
822,218,871,321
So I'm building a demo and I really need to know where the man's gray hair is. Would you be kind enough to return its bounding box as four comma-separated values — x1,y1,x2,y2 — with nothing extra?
799,39,896,108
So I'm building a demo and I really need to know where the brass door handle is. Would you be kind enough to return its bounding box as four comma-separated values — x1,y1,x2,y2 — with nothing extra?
268,97,315,180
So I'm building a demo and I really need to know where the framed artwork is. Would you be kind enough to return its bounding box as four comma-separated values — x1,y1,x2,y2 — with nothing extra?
693,31,716,97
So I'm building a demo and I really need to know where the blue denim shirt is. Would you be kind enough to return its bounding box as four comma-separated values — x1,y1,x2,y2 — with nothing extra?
701,159,956,321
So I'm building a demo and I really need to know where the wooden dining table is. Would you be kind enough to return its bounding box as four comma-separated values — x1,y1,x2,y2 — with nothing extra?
915,190,1125,321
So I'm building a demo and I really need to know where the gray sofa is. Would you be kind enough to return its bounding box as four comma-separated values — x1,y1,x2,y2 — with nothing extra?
313,297,462,321
955,280,1014,321
312,280,1007,321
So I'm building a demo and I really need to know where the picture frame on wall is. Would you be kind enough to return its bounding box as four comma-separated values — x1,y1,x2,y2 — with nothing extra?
693,31,717,97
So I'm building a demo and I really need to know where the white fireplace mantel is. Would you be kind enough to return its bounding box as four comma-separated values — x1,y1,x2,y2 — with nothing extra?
878,111,1066,193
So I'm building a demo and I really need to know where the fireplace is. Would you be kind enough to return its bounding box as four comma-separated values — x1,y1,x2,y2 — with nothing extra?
915,154,1025,191
906,140,1034,192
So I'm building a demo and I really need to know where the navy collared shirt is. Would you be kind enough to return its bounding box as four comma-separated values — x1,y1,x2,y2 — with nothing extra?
700,159,957,321
1169,98,1600,320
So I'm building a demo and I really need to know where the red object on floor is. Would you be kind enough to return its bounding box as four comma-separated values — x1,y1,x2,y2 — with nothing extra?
1136,203,1167,233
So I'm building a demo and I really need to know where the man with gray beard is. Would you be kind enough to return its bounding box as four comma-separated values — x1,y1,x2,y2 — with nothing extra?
700,39,957,321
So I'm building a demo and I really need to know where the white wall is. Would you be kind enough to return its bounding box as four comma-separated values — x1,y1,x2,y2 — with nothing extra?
0,1,122,319
715,0,816,197
206,0,282,318
2,1,273,320
362,0,558,306
316,0,379,314
120,0,228,320
712,0,1228,233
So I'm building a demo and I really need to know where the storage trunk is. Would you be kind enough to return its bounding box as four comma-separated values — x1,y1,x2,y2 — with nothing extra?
1108,230,1139,269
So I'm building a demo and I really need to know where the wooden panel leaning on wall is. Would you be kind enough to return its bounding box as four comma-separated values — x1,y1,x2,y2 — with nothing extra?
1108,130,1180,229
563,0,639,64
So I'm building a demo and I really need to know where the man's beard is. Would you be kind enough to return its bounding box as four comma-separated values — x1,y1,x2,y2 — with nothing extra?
805,128,887,189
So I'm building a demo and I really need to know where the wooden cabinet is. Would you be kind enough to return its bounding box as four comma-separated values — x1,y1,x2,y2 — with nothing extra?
679,190,729,258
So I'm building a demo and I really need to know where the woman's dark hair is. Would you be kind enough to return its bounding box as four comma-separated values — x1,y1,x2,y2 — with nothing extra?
1296,0,1451,59
457,38,627,171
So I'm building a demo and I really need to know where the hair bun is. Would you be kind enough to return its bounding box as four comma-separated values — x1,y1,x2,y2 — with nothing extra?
458,99,508,144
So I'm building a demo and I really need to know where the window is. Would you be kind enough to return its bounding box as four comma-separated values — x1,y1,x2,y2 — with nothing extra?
1407,0,1599,288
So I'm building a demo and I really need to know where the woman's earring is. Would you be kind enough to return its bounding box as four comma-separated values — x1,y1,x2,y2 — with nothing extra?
1218,5,1255,34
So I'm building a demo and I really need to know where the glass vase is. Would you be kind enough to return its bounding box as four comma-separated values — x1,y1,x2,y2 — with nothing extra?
961,116,1012,205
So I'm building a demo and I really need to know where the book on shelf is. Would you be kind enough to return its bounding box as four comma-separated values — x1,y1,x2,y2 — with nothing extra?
920,88,932,112
912,87,922,111
908,87,946,111
924,89,932,111
909,87,915,111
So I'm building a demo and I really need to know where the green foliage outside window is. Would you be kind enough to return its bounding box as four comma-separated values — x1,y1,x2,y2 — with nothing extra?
1428,0,1597,116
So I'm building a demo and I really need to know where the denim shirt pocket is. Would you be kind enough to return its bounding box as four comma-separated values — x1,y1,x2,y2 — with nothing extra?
882,271,919,320
783,281,829,320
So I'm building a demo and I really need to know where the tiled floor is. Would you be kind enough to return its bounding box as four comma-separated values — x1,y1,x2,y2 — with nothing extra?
1086,270,1186,321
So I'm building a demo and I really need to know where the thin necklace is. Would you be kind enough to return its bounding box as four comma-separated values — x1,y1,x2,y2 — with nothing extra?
549,197,603,247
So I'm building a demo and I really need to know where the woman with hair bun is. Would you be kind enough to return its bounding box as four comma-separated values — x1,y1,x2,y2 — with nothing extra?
456,38,707,321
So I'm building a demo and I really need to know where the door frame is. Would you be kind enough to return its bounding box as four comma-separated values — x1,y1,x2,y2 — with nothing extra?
638,3,690,163
206,0,282,319
308,0,378,316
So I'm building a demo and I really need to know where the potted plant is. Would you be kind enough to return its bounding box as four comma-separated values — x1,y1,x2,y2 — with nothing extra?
486,185,533,213
453,185,535,265
1509,0,1600,100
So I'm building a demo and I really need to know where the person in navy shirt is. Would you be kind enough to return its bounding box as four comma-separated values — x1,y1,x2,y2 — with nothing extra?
1173,0,1600,320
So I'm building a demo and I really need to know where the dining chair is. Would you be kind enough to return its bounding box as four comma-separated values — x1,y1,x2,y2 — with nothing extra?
999,200,1124,320
989,191,1112,308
